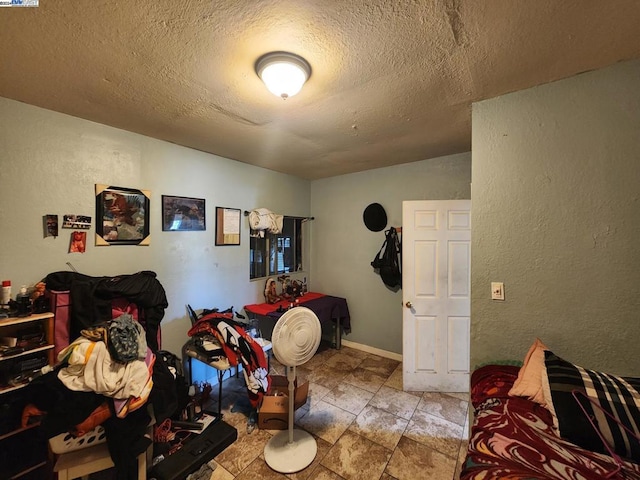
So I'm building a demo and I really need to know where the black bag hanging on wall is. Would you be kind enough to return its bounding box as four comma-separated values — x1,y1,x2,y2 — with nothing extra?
371,227,402,289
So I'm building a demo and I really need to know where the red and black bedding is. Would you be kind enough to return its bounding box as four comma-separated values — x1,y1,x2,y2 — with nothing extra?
460,343,640,480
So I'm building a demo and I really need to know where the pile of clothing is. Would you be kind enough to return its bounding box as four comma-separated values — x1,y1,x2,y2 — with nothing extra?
23,314,177,480
57,314,155,418
187,310,270,409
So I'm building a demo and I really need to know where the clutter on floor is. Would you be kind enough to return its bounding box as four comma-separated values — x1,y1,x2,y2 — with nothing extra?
149,418,237,480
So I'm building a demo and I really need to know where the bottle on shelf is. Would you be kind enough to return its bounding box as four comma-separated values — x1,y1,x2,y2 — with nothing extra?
16,285,31,317
1,280,11,306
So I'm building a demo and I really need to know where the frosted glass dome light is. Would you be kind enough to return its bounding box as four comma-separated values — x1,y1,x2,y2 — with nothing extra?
256,52,311,100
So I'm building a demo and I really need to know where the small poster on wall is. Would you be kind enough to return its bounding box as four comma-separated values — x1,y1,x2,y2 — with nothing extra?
215,207,241,245
69,231,87,253
62,215,92,230
43,214,58,238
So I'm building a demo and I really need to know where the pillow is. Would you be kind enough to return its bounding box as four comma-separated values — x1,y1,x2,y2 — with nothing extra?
508,338,549,406
543,351,640,462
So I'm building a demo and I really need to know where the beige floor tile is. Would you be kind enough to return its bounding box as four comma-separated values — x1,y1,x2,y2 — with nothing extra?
338,346,369,360
285,436,333,480
270,357,286,376
348,405,409,451
315,344,340,361
463,411,470,439
296,400,356,444
383,363,404,391
416,392,468,427
324,352,365,371
369,385,420,420
303,352,330,370
295,403,311,423
359,355,400,377
320,430,392,480
343,367,388,393
306,364,348,390
233,456,288,480
404,409,463,459
210,463,235,480
446,392,469,402
218,408,254,432
323,382,374,415
295,372,313,391
454,439,469,480
214,427,273,476
306,382,331,408
385,436,456,480
304,464,346,479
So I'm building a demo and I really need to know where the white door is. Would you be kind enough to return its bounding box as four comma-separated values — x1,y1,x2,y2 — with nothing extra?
402,200,471,392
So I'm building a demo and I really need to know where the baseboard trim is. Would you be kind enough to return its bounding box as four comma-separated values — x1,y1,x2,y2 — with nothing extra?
340,339,402,362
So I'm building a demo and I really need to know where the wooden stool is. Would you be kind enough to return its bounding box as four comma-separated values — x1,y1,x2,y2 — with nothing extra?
53,442,147,480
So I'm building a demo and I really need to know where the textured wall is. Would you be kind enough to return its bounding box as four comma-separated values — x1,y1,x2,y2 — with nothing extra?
311,153,471,354
0,98,310,357
471,60,640,375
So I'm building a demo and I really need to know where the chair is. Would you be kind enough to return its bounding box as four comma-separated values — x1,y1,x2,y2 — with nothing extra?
182,309,273,420
49,412,155,480
186,304,199,326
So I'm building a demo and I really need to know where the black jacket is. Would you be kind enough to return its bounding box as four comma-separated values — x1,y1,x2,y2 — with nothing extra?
45,271,168,351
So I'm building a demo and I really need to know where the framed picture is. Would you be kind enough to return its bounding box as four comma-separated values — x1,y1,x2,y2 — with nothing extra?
95,184,151,246
215,207,241,246
161,195,206,231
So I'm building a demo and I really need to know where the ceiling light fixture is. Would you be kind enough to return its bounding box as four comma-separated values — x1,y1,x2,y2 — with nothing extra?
255,52,311,100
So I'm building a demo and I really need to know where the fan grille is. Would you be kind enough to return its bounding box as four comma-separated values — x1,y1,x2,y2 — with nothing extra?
272,307,321,367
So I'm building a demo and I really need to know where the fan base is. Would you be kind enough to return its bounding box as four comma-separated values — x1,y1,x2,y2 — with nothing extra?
264,429,318,473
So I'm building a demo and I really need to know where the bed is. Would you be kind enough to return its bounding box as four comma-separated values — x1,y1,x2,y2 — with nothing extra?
460,341,640,480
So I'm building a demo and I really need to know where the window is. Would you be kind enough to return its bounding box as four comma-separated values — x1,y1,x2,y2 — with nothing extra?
250,217,304,279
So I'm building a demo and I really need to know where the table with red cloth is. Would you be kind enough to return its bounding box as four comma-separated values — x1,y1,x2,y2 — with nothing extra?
243,292,350,349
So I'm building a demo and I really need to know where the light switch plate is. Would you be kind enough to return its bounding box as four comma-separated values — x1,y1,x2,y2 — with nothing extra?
491,282,505,301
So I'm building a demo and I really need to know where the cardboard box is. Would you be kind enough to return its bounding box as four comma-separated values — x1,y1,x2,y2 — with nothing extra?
258,375,309,430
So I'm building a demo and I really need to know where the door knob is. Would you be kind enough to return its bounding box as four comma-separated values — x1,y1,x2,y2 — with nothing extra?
405,301,413,308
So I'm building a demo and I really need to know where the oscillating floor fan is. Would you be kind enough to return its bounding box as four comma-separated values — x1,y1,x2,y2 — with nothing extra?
264,306,321,473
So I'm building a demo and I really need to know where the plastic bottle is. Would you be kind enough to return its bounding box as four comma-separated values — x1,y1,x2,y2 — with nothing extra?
1,280,11,306
16,285,30,316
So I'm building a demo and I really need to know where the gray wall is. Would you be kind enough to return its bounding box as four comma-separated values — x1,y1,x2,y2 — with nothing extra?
0,98,311,357
471,59,640,375
311,153,472,354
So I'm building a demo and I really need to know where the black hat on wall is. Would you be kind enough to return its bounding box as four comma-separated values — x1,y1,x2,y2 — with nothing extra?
363,203,387,232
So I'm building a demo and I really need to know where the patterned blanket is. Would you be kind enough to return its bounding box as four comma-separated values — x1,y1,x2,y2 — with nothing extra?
460,365,640,480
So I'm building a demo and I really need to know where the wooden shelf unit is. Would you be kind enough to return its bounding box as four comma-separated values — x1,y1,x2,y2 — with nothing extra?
0,311,55,479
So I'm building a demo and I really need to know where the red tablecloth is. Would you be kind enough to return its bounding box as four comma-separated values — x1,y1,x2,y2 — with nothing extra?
244,292,351,332
244,291,326,316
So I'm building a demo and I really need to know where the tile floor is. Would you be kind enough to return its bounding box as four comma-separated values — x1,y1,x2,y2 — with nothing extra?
203,343,470,480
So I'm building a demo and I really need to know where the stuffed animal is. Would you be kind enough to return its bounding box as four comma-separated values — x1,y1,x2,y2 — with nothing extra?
277,275,291,299
30,281,46,301
264,278,280,304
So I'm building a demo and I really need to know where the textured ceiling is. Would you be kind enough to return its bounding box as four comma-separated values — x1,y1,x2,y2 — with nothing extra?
1,1,639,180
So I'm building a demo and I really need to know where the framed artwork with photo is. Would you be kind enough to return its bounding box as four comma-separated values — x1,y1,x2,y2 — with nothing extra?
162,195,206,231
95,184,150,246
